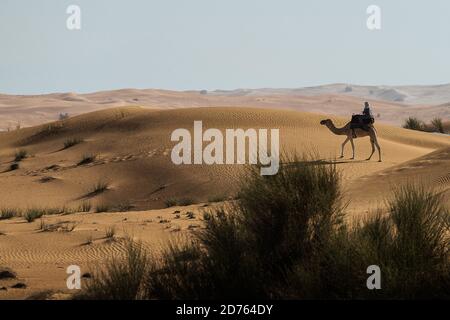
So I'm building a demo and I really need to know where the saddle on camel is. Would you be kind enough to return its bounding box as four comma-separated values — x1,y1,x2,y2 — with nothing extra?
350,102,375,138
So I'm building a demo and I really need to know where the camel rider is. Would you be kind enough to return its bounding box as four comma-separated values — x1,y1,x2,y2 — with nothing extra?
351,102,374,138
362,102,374,121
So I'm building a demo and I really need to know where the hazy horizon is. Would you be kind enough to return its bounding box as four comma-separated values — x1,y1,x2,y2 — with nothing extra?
2,0,450,95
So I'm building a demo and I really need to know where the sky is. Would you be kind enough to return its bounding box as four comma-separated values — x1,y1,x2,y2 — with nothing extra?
1,0,450,94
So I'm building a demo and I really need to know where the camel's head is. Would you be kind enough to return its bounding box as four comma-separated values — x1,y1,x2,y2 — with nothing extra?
320,119,330,126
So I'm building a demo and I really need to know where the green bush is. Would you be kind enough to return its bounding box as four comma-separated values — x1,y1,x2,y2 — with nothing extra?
14,149,28,162
403,117,424,131
0,208,19,220
77,156,450,300
63,137,83,149
164,198,195,208
78,154,97,166
75,239,148,300
430,118,445,134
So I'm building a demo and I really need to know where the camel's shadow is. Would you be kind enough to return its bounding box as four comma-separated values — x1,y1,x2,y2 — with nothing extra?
281,158,371,167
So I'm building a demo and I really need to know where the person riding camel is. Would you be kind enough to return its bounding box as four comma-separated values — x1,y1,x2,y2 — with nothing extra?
351,102,374,138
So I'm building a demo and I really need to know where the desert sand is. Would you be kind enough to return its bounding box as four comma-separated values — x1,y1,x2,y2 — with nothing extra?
1,85,449,129
0,105,449,299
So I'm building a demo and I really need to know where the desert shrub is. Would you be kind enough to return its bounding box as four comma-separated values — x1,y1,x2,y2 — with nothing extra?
63,137,83,149
112,201,133,212
207,195,226,203
78,201,91,213
186,211,195,219
0,208,19,220
14,149,28,162
42,121,64,134
75,239,148,300
164,198,177,208
95,203,111,213
77,156,450,300
78,154,96,166
430,118,445,134
9,163,19,171
375,184,449,298
178,198,195,206
403,117,424,131
105,227,116,239
39,220,78,232
23,209,45,223
87,181,109,197
147,155,347,299
164,198,195,207
23,207,66,223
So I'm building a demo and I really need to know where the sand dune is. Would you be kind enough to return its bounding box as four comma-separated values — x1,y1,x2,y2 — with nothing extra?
216,83,450,105
1,87,449,129
0,106,448,211
0,106,448,299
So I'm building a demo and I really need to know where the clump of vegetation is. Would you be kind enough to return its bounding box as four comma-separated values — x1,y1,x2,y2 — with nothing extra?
63,137,84,150
39,176,56,183
95,203,111,213
430,118,445,133
78,201,92,213
23,207,66,223
77,154,97,166
0,208,19,220
77,155,450,300
14,149,28,162
23,209,45,223
9,163,19,171
403,117,424,131
164,197,195,208
186,211,195,219
39,219,78,232
208,195,227,203
164,198,177,208
403,116,449,134
75,239,148,300
0,267,17,280
105,227,116,239
112,201,133,212
87,181,109,197
42,121,64,134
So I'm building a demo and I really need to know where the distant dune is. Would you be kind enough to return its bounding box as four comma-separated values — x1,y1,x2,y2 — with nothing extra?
0,84,449,129
213,83,450,105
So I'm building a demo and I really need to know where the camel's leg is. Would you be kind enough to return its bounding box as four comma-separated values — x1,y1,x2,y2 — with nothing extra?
350,138,355,159
366,138,375,160
374,138,382,162
340,137,350,158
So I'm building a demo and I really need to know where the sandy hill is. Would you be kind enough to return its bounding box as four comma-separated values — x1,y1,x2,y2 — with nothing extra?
0,106,448,212
216,83,450,105
0,88,448,129
0,106,449,299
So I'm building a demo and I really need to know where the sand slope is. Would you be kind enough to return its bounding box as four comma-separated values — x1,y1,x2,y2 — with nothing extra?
0,106,449,299
0,106,448,211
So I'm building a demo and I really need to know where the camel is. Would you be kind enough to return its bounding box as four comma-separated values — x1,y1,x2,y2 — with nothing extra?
320,119,382,162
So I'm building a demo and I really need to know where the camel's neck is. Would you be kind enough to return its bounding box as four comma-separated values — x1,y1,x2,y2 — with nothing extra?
326,121,347,135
